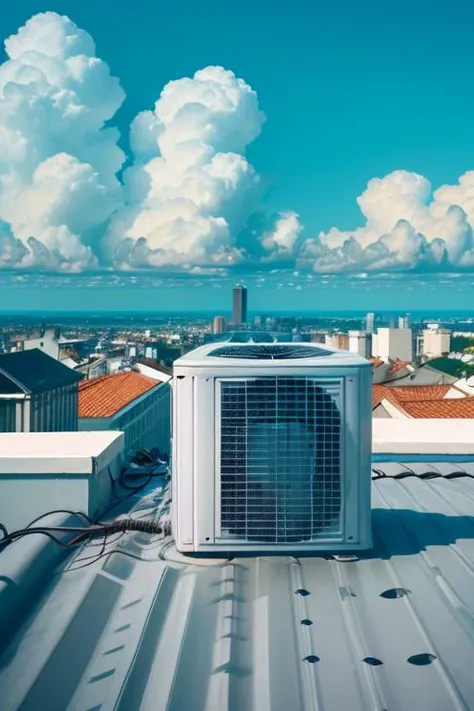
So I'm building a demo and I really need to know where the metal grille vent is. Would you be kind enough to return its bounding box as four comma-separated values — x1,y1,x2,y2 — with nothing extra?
218,377,342,544
209,345,331,360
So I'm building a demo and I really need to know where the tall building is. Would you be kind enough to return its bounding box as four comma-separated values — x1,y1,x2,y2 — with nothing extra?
233,286,248,325
375,328,413,362
422,325,451,358
398,314,410,329
325,333,349,350
348,331,371,359
366,312,375,333
212,316,226,334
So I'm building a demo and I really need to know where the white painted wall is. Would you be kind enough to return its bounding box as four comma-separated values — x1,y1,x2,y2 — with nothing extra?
422,329,451,358
373,418,474,455
375,328,413,362
348,331,371,358
0,431,124,531
23,329,59,360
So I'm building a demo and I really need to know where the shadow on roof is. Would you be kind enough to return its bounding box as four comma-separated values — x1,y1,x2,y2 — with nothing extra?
366,508,474,558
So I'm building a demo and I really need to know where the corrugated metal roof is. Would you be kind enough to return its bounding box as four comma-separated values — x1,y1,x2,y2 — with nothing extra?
1,465,474,710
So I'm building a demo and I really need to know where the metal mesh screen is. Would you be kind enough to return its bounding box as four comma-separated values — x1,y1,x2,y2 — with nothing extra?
209,345,331,359
219,377,342,543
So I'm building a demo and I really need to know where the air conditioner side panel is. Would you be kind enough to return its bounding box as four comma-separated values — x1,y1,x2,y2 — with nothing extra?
358,364,373,549
343,366,372,549
173,376,194,549
193,376,216,545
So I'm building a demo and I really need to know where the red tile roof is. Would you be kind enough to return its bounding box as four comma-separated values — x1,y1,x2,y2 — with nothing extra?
401,399,474,419
388,385,452,402
372,383,474,417
372,384,455,411
372,384,389,408
79,371,160,418
389,360,410,374
370,357,384,369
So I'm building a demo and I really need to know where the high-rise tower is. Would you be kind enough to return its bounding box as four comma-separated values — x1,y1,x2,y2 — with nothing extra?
233,286,248,325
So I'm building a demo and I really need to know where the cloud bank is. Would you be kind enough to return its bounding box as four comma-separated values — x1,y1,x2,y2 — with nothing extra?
0,12,473,274
299,170,474,273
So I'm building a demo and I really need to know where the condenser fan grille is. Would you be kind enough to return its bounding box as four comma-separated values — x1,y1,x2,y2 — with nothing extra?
218,376,343,544
209,345,331,360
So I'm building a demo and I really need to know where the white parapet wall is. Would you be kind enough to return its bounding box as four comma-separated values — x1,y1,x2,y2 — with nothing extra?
373,418,474,456
0,431,124,532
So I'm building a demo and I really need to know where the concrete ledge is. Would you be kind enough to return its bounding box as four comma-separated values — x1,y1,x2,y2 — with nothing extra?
0,431,124,475
373,418,474,455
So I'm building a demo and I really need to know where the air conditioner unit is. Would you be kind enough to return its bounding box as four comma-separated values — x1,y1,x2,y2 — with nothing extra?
172,342,373,554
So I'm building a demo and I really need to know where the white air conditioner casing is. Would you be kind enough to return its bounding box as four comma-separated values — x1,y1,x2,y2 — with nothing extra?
172,342,373,554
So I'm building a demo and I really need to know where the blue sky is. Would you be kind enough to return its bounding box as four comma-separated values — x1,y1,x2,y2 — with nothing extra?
1,1,474,310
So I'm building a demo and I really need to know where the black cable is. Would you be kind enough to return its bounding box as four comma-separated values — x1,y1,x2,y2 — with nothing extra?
99,472,157,519
1,519,162,550
25,510,93,529
372,471,474,481
0,523,8,541
0,529,87,549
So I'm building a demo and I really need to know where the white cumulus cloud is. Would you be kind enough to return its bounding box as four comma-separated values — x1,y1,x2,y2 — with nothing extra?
299,169,474,272
0,11,125,270
105,66,272,269
3,13,474,277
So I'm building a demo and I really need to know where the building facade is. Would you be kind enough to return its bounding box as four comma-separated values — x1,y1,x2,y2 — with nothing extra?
375,328,413,362
348,331,371,359
232,286,248,325
0,349,81,433
422,326,451,358
212,316,226,334
325,333,350,350
78,372,171,456
366,312,375,333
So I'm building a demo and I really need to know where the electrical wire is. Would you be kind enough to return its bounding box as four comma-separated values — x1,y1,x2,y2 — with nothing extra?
25,510,93,528
0,529,86,549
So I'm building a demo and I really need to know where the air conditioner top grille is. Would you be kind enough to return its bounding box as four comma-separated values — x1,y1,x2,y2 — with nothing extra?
208,345,331,360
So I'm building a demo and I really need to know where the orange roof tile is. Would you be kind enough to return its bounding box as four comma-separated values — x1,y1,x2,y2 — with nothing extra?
372,384,389,408
372,384,455,411
389,360,410,374
370,357,384,369
388,385,452,402
401,398,474,418
79,371,160,418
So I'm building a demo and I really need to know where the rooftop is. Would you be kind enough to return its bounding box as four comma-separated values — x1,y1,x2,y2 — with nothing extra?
372,384,453,409
78,371,161,418
2,421,474,710
401,398,474,419
0,349,82,393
